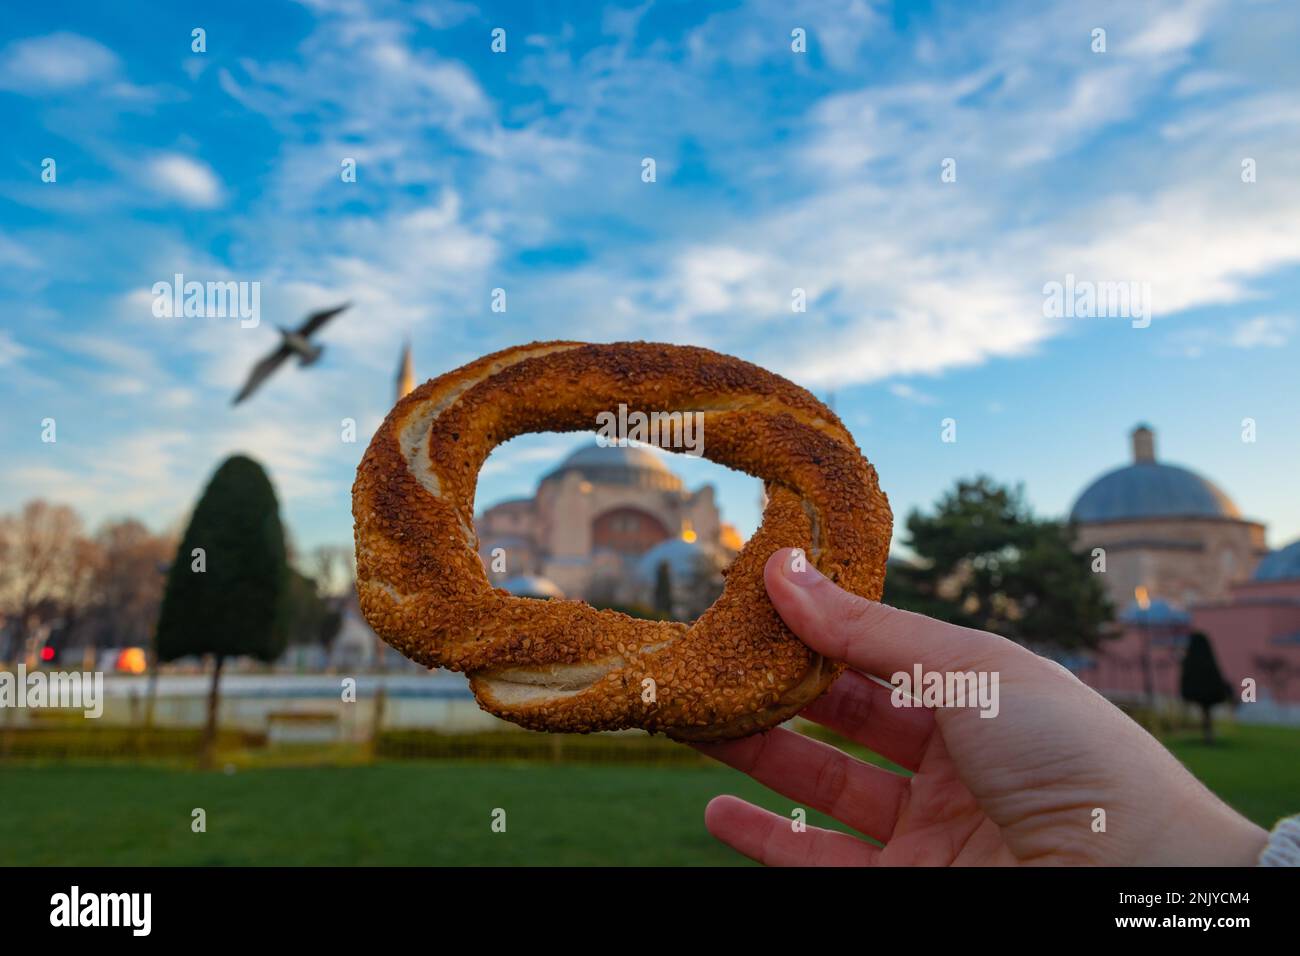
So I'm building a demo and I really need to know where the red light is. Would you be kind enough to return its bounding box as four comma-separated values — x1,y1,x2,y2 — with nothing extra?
40,646,55,662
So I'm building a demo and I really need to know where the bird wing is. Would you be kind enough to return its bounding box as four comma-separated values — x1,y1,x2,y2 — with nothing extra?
297,301,351,338
232,344,293,405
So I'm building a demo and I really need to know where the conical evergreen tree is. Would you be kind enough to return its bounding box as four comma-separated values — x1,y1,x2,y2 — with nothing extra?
1179,630,1231,744
155,455,288,765
653,560,674,620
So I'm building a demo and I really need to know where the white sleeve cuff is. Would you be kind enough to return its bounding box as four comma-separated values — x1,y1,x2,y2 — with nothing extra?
1259,814,1300,866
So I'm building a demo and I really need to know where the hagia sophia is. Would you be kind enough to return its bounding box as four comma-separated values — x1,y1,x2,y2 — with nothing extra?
475,443,743,618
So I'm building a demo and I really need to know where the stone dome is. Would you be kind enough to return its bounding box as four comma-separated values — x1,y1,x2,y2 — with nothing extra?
1253,540,1300,582
1119,597,1191,626
499,575,564,599
1070,425,1239,524
635,537,723,583
543,442,683,491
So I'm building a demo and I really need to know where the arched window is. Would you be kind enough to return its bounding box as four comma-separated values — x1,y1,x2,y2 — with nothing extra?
591,507,670,556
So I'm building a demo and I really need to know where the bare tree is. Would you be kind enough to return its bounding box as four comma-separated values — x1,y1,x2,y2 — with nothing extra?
60,535,104,667
0,515,13,654
0,500,88,665
95,520,174,642
309,544,356,598
69,519,176,670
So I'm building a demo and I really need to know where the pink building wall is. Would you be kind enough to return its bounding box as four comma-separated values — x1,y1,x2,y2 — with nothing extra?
1191,580,1300,706
1082,623,1188,703
1078,578,1300,707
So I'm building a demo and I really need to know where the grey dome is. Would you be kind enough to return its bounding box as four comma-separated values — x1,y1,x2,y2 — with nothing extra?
1119,598,1191,626
543,442,682,491
1254,540,1300,582
499,575,564,599
1071,463,1239,523
1070,425,1239,523
564,442,669,471
635,538,723,583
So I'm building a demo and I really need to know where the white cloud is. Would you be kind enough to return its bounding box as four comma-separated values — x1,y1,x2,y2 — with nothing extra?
0,32,118,93
410,1,478,30
1047,186,1300,318
686,0,881,71
480,439,586,479
0,331,28,367
1128,0,1216,57
888,383,939,405
1172,69,1241,97
0,231,41,271
670,246,779,321
509,0,1299,391
66,334,160,377
5,0,1300,549
145,154,225,208
1160,314,1295,358
1230,316,1294,349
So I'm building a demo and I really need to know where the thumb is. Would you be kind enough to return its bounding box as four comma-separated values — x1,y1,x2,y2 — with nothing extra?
763,547,1026,678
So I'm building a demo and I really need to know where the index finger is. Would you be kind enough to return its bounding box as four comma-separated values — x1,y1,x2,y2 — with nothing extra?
765,548,1035,679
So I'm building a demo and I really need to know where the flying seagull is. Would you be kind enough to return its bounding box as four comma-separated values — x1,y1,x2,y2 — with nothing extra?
232,302,351,405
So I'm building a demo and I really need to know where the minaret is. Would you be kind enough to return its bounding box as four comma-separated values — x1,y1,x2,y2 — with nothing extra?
395,339,414,402
1132,423,1155,463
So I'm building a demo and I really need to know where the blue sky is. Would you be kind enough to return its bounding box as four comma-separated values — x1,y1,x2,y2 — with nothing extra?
2,0,1299,557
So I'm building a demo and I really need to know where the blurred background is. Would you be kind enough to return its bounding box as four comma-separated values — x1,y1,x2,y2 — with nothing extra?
2,0,1299,864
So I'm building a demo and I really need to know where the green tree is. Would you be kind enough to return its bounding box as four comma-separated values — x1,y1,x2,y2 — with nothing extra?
283,568,343,647
883,477,1112,651
155,455,289,767
1180,631,1231,744
653,561,674,619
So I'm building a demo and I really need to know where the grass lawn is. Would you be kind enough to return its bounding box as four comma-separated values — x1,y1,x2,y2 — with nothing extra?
0,760,857,866
0,722,1295,866
1163,722,1300,829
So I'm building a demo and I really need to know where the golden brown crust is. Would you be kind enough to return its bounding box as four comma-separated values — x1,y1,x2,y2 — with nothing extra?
351,341,891,740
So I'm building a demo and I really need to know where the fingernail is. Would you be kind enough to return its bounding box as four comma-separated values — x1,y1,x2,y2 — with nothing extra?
781,548,825,588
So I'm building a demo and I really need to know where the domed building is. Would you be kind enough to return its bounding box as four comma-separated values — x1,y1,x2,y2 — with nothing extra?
1069,425,1300,719
1186,539,1300,715
499,575,566,600
1070,424,1267,610
475,443,740,605
1090,538,1300,717
634,536,730,620
1252,540,1300,582
636,537,726,584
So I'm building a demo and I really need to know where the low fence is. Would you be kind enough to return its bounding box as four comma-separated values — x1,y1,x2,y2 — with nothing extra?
0,720,713,767
374,729,708,765
0,725,265,761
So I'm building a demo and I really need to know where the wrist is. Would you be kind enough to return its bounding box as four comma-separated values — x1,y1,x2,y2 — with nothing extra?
1151,787,1268,866
1216,817,1269,866
1190,805,1268,866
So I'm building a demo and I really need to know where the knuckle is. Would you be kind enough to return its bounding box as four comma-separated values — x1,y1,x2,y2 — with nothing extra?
812,753,852,812
831,591,881,634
